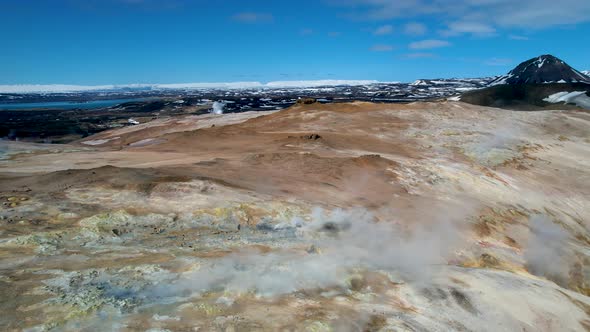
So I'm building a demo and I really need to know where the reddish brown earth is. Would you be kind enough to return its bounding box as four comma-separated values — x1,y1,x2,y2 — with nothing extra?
0,102,589,331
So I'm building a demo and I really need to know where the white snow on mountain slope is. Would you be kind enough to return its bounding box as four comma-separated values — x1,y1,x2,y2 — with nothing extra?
489,74,514,86
543,91,590,109
0,80,381,94
572,69,590,81
582,70,590,76
410,80,429,86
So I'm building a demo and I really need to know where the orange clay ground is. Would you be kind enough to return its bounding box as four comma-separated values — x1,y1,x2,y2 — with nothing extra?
0,101,589,331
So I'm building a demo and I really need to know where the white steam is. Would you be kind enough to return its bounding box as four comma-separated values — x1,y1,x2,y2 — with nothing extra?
211,101,225,115
465,118,523,165
152,206,467,298
525,214,572,283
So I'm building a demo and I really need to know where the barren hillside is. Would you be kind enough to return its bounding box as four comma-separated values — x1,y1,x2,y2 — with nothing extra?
1,101,589,331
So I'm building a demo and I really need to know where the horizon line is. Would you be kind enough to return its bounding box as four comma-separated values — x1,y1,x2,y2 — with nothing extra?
0,78,498,94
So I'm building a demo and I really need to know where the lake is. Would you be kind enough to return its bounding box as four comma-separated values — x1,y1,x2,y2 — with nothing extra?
0,98,151,110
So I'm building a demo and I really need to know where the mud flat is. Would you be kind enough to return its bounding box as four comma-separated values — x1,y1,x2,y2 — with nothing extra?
0,101,589,331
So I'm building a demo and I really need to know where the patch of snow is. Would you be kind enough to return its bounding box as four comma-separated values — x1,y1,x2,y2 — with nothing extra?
447,96,461,101
572,69,590,80
81,137,120,146
410,80,429,86
543,92,571,102
543,91,590,109
128,118,140,125
489,73,514,86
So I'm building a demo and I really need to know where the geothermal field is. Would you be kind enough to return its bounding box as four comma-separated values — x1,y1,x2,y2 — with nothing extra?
1,101,589,331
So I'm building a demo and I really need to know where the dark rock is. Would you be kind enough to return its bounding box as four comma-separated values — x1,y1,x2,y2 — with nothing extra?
301,134,321,140
320,221,351,233
296,98,317,105
256,222,275,231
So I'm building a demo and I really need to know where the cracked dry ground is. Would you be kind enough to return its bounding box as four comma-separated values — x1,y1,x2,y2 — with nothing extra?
0,101,589,331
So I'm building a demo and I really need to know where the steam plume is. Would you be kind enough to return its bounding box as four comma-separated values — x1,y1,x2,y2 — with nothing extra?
148,206,469,298
525,214,572,284
212,101,225,115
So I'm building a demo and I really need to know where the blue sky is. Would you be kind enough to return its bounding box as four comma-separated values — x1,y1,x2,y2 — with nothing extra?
1,0,590,84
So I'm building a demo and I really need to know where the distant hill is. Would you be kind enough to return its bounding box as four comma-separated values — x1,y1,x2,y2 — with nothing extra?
461,55,590,110
489,55,590,85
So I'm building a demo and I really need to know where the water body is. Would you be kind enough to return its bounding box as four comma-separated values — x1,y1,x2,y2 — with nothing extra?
0,98,151,110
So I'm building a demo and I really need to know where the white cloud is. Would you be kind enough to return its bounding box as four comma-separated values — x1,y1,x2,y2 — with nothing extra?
403,52,436,59
509,34,529,40
409,39,450,50
485,58,513,66
403,22,427,35
441,21,496,37
333,0,590,29
232,12,274,23
370,44,394,52
373,24,393,35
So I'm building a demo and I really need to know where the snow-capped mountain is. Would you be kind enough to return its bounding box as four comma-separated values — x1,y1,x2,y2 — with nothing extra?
489,54,590,85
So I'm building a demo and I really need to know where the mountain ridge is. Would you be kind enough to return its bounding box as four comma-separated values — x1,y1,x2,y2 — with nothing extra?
489,54,590,85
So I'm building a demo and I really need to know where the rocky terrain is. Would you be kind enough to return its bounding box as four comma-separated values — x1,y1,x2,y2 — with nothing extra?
0,78,492,104
0,100,589,331
4,55,589,145
0,78,491,143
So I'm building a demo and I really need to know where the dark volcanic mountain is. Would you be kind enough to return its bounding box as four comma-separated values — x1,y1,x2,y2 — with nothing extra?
461,54,590,110
489,54,590,85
